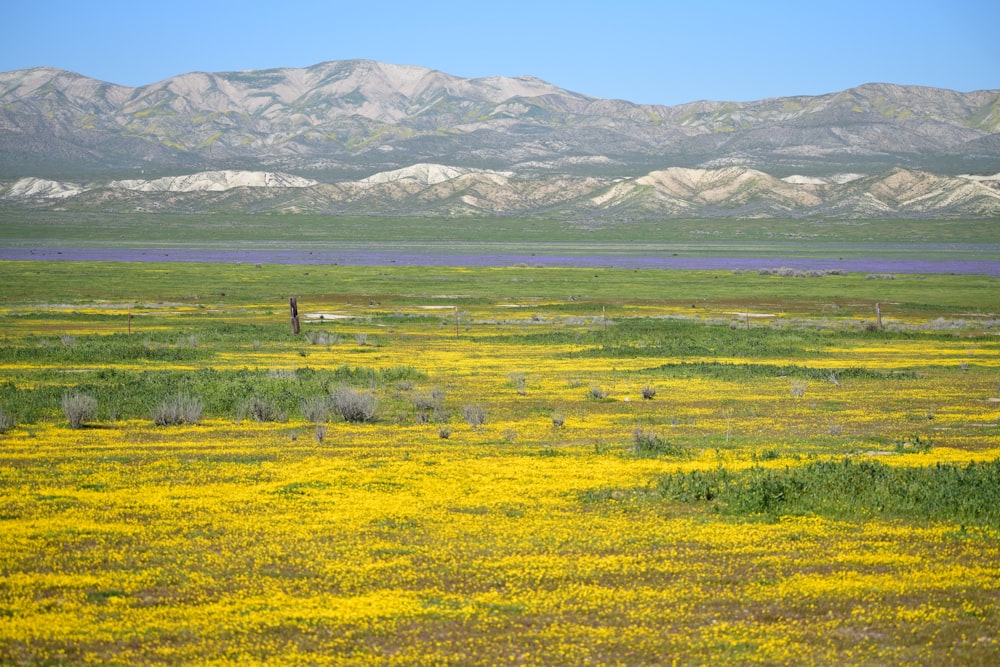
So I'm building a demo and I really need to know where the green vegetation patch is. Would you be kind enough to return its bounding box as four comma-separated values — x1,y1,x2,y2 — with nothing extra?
610,459,1000,527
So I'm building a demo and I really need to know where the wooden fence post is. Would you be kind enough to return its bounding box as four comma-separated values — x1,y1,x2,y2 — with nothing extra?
290,297,300,335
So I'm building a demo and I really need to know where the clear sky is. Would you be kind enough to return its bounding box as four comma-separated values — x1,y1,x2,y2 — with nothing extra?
3,1,998,105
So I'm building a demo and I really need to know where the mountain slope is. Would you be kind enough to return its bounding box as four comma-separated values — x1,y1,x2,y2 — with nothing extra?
1,61,998,179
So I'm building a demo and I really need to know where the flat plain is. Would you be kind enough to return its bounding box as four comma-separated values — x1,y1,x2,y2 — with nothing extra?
1,215,999,665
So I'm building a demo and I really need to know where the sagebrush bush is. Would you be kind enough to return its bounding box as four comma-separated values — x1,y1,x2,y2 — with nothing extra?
0,405,15,434
588,386,608,400
151,394,203,426
62,391,98,429
412,387,445,413
305,331,339,346
632,428,686,457
331,386,377,423
301,395,333,423
641,385,657,400
241,395,286,423
462,404,486,428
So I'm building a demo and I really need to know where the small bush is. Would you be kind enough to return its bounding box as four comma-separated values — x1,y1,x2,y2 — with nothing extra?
462,404,487,429
641,385,657,400
62,391,98,429
315,424,327,443
508,372,527,395
438,425,452,439
632,428,686,457
242,395,286,423
331,386,378,423
551,411,565,428
412,387,445,413
301,395,333,423
790,380,807,398
305,330,339,346
151,394,203,426
0,405,15,434
588,386,608,400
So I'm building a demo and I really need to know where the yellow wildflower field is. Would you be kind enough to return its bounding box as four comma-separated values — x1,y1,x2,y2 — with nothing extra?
1,263,999,665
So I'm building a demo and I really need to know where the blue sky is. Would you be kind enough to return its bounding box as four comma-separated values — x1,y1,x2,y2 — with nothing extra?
4,1,997,105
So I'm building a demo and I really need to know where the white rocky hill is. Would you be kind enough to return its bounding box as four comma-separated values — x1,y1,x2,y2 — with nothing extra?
4,177,85,199
109,170,316,192
4,164,1000,218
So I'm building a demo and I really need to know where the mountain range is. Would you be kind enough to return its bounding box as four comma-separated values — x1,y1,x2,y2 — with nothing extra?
1,59,999,218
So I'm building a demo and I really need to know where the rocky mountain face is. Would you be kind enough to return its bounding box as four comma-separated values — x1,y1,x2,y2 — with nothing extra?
1,59,999,217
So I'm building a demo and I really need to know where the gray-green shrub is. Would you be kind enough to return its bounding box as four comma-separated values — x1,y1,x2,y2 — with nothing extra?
0,405,14,433
62,391,97,429
241,395,286,423
301,395,333,423
152,394,203,426
632,428,686,457
331,386,377,423
462,404,486,428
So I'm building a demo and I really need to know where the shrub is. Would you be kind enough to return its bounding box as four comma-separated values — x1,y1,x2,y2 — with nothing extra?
551,411,565,428
588,386,608,400
151,394,203,426
0,405,14,434
305,330,339,346
62,391,98,429
641,385,657,400
242,395,286,423
412,387,445,413
462,404,487,429
331,386,377,423
632,428,686,457
301,395,333,423
315,424,327,443
790,380,807,398
508,372,527,395
438,425,452,439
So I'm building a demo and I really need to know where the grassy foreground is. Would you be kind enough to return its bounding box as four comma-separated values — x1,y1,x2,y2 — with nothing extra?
1,260,999,665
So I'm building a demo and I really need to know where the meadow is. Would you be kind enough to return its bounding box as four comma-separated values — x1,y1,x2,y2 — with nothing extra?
1,259,999,665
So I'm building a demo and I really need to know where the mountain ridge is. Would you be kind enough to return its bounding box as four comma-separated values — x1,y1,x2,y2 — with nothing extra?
1,60,999,217
2,60,998,181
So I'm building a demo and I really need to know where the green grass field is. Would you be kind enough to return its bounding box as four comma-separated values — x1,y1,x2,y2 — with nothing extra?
2,210,999,261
